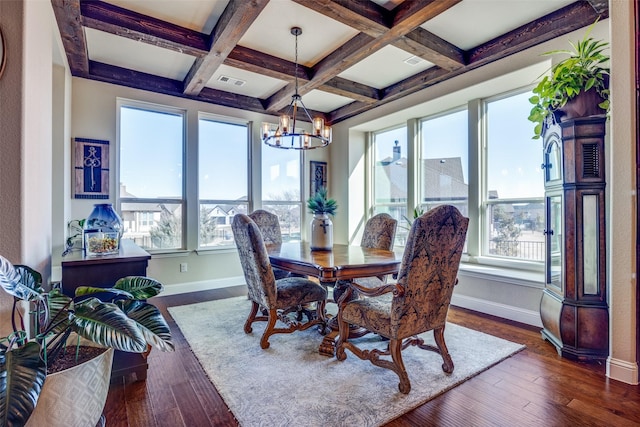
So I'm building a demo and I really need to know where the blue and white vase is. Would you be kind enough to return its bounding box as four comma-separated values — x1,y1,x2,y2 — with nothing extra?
83,203,123,256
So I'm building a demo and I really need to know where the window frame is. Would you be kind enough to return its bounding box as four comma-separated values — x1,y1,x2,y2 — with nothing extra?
197,112,252,251
116,98,187,253
367,85,544,272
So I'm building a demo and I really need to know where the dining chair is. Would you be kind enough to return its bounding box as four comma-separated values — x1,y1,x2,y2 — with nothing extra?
248,209,290,280
333,213,397,302
335,205,468,394
231,213,327,349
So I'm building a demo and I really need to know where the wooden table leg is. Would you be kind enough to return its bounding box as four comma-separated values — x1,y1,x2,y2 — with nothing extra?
318,279,371,356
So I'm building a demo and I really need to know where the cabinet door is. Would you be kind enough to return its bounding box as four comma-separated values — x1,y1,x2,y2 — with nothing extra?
545,194,563,292
543,126,562,184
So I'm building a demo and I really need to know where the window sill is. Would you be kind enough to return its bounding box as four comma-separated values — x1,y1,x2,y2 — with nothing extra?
194,247,238,255
458,262,544,289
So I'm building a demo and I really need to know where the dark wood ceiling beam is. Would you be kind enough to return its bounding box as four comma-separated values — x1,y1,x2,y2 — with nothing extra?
183,0,269,96
80,0,209,56
88,61,327,123
321,77,380,103
467,1,606,66
586,0,608,14
292,0,389,37
225,46,379,103
294,0,464,71
266,0,459,112
51,0,89,76
89,60,269,115
225,45,308,83
329,1,608,124
396,27,465,71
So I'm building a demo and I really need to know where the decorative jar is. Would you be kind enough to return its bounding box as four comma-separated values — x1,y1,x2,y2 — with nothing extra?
310,213,333,251
83,203,123,256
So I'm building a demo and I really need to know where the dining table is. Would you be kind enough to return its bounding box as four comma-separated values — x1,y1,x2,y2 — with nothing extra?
266,241,400,356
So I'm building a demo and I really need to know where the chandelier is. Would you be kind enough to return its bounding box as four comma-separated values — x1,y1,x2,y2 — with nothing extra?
262,27,332,150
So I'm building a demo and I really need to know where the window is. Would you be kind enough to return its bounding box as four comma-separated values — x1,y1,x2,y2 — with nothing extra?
198,116,249,248
368,87,544,267
419,108,469,216
261,144,302,242
483,90,544,261
119,102,185,250
371,126,408,244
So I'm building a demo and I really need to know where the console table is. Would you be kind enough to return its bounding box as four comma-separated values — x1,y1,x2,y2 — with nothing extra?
61,239,151,382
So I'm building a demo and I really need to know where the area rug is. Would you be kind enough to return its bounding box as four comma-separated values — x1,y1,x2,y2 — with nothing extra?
168,297,524,427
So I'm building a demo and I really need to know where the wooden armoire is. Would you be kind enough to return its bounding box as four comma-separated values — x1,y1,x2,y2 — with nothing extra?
539,114,609,360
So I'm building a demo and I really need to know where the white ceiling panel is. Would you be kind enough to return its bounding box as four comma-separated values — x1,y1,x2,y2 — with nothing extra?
239,0,358,66
85,28,196,81
339,45,435,89
422,0,576,50
205,64,287,99
298,89,353,113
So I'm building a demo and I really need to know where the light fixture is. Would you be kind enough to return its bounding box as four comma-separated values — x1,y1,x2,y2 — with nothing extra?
262,27,332,150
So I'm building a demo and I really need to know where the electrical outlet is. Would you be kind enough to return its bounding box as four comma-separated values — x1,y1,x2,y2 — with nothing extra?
180,262,188,273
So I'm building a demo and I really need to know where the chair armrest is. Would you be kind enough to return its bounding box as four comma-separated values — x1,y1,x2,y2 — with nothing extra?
347,280,404,298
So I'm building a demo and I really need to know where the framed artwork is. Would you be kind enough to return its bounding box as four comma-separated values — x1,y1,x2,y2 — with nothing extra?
73,137,110,199
310,161,327,195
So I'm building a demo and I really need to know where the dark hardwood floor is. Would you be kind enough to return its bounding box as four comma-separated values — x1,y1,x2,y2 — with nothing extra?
104,286,639,426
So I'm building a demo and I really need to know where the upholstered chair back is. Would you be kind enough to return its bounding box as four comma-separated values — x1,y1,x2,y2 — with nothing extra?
360,213,397,251
248,209,282,246
391,205,468,339
232,214,277,309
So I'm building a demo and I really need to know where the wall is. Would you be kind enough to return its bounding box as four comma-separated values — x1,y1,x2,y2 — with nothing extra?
0,0,55,334
607,0,638,384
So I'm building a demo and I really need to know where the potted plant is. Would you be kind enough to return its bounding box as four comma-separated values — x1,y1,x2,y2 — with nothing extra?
0,255,174,427
528,20,609,139
307,187,338,250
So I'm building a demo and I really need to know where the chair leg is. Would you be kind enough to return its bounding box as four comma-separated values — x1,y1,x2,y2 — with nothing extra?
260,309,278,349
244,301,260,334
433,327,454,373
389,339,411,394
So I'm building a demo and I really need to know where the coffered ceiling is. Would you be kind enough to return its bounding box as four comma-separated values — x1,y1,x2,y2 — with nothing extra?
52,0,608,125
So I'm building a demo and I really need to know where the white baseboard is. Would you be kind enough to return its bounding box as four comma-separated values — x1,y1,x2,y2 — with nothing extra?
607,357,639,385
161,276,246,296
451,293,543,327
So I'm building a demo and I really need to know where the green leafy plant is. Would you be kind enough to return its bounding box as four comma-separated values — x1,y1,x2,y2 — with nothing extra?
0,255,174,426
528,21,609,139
307,187,338,216
400,206,424,231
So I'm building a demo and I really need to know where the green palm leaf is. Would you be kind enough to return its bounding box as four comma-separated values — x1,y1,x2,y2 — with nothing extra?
117,300,175,352
114,276,163,300
0,342,46,427
71,298,147,353
0,256,43,302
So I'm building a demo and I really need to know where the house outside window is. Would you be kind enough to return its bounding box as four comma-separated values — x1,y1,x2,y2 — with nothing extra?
198,115,249,249
483,90,545,262
261,144,302,242
371,126,408,246
118,101,185,250
419,108,469,249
